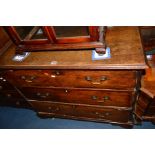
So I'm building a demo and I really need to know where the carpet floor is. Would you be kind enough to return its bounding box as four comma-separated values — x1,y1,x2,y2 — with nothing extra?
0,106,155,129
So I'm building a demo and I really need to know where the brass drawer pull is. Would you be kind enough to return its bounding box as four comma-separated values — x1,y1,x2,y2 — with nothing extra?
25,80,33,83
95,112,111,116
91,81,101,85
48,107,60,112
8,70,14,72
21,75,37,82
91,95,110,103
6,93,12,98
16,101,20,106
85,76,108,85
95,112,99,115
103,96,110,100
99,115,105,118
50,71,61,78
100,76,108,81
21,76,26,80
30,76,36,80
97,96,110,102
72,105,76,109
96,112,111,118
0,77,6,82
64,89,68,93
97,100,105,103
37,92,50,98
85,76,92,81
48,106,52,110
92,95,98,100
55,71,60,75
105,112,110,116
54,107,60,112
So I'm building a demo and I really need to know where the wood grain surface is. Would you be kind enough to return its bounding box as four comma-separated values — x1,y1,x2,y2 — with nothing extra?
0,27,147,70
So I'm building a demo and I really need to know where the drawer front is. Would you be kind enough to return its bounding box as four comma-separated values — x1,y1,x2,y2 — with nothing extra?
0,76,14,91
29,101,132,123
21,87,133,107
0,91,30,108
0,90,22,100
134,91,152,119
0,98,30,108
3,70,136,89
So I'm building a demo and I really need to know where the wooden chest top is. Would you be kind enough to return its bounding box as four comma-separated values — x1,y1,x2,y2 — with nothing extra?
0,26,147,70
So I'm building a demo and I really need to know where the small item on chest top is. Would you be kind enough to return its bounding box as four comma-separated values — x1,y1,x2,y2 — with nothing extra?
92,47,111,60
12,52,30,62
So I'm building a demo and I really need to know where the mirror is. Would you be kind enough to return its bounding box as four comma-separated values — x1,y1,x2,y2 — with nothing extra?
31,28,47,40
53,26,89,38
14,26,47,40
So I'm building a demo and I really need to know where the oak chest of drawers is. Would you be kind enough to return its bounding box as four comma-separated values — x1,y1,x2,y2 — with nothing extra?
0,27,148,128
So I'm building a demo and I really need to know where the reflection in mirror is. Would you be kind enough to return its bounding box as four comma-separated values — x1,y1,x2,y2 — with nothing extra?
31,28,47,39
15,26,34,40
14,26,47,40
53,26,89,37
